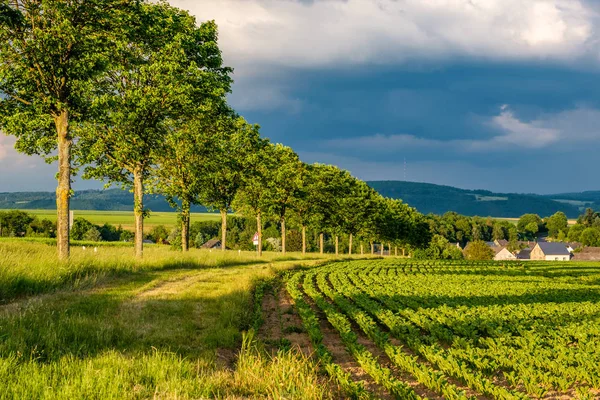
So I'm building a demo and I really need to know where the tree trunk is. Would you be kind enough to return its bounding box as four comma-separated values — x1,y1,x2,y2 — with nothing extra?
320,233,324,255
133,168,144,258
55,110,71,260
335,236,339,255
360,243,364,255
181,200,190,252
220,209,227,251
257,212,262,257
281,216,286,254
348,233,353,255
394,246,398,256
380,243,384,256
302,225,306,255
388,243,391,256
402,248,406,257
370,242,374,255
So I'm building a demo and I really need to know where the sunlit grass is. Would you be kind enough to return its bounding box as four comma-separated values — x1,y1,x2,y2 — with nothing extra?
0,209,221,230
0,240,343,398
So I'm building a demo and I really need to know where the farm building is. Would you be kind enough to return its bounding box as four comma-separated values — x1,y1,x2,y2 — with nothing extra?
530,242,571,261
201,238,222,249
572,247,600,261
517,249,532,260
494,247,517,261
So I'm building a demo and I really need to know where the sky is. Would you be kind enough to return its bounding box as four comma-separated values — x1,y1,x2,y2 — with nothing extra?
2,0,600,194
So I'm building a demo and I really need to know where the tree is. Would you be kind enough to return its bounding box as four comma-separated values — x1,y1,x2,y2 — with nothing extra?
0,210,34,237
83,227,102,242
200,117,261,251
71,218,95,241
580,227,600,247
0,0,133,259
264,144,303,255
464,240,495,260
524,222,539,240
232,138,273,256
79,3,225,257
546,212,568,239
568,223,585,242
303,164,347,254
517,214,543,236
578,208,599,227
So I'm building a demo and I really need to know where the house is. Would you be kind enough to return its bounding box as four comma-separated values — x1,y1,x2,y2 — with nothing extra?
201,238,222,249
567,243,581,253
494,247,517,261
517,249,532,260
494,239,509,247
572,247,600,261
530,242,571,261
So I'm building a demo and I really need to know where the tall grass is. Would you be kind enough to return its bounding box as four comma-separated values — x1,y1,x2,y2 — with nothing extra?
0,240,326,303
0,240,341,398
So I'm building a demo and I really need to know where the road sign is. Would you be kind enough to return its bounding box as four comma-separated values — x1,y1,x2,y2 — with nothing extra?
253,232,259,246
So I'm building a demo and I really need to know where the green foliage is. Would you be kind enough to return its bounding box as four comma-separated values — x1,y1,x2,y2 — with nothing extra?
463,240,495,260
546,212,568,238
71,218,96,241
568,223,586,242
190,221,220,246
413,234,463,260
147,225,169,244
0,210,34,237
0,0,131,155
288,259,600,399
517,214,544,235
580,227,600,247
83,227,102,242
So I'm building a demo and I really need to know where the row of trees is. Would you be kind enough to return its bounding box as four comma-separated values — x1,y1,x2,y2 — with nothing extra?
1,0,430,259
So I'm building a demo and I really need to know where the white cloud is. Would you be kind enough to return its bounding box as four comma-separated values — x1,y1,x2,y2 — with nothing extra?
325,105,600,152
170,0,596,70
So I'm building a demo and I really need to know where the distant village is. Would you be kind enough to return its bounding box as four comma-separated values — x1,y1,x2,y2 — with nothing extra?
461,239,600,261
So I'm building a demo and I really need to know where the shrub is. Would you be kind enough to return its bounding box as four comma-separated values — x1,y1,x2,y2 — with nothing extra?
464,240,495,260
71,218,95,241
148,225,169,243
83,227,103,242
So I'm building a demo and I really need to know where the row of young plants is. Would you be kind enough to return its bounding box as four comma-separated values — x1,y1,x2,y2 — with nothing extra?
312,262,528,400
351,262,600,397
300,271,423,399
284,273,372,399
315,270,475,400
287,259,600,400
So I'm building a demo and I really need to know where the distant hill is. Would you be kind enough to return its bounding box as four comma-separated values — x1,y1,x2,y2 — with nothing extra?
0,189,209,212
0,183,595,218
544,191,600,213
367,181,583,218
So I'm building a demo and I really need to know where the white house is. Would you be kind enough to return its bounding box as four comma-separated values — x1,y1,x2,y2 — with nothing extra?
494,247,517,261
530,242,571,261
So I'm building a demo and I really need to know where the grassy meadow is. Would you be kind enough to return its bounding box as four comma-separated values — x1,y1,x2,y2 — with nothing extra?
1,209,221,231
0,239,358,399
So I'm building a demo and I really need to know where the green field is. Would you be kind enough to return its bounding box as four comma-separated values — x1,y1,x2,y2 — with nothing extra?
4,239,600,399
0,240,355,399
287,259,600,399
1,209,221,231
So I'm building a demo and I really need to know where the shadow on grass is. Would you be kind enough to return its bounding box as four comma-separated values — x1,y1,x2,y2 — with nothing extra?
0,283,254,364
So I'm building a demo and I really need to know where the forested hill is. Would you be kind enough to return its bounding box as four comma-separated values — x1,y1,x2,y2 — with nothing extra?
0,183,592,218
0,189,208,212
367,181,583,218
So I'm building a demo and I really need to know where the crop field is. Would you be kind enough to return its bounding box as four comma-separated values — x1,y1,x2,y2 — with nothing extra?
286,259,600,399
0,209,221,231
